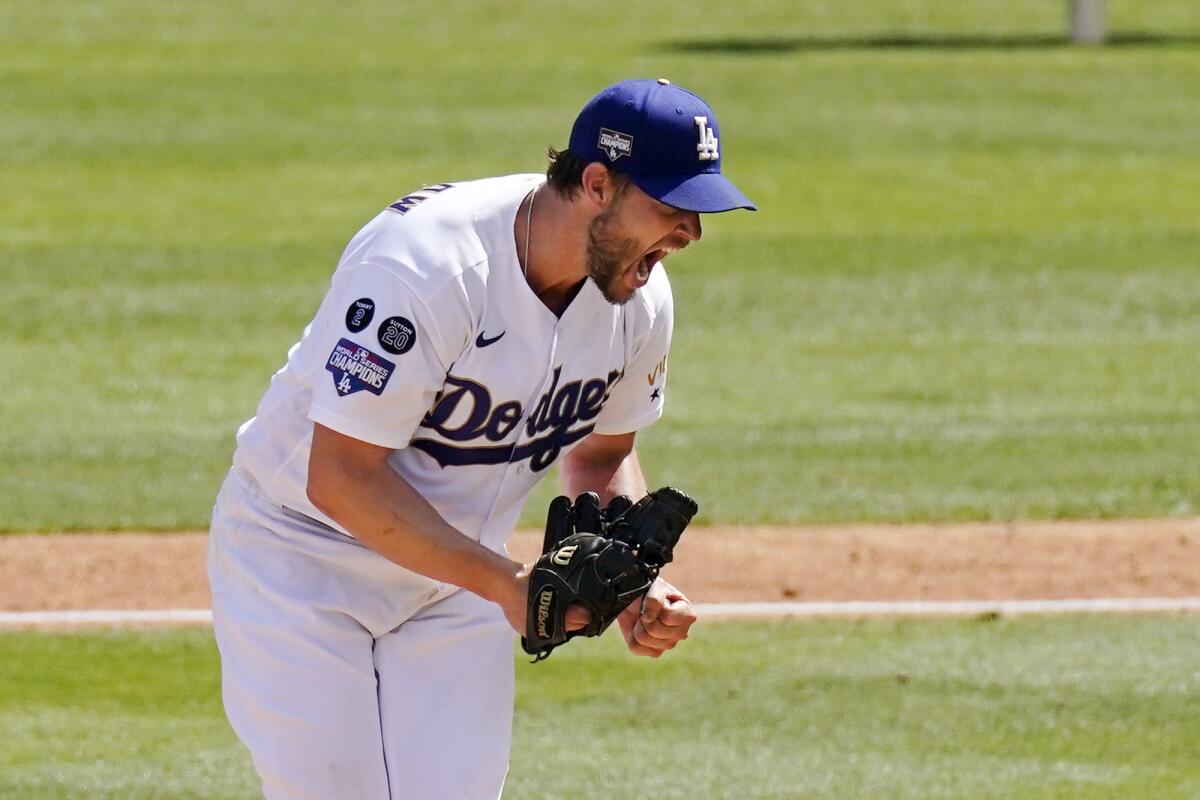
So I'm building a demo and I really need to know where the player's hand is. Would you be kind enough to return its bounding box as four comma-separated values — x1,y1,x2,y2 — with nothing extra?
565,605,592,632
497,563,591,636
617,577,696,658
497,563,533,636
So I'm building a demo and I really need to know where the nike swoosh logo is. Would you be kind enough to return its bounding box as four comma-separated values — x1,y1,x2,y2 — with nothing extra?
475,330,505,348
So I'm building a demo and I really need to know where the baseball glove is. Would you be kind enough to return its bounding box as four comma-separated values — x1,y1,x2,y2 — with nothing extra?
521,487,698,661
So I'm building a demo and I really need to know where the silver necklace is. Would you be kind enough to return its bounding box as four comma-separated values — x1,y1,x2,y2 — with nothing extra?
523,184,538,279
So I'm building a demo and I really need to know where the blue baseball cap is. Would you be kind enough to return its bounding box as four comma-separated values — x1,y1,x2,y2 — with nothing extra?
568,78,757,213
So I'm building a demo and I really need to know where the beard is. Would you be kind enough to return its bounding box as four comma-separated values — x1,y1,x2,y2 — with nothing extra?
585,205,643,306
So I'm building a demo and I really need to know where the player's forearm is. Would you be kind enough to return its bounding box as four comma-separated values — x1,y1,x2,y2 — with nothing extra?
560,435,648,502
306,435,522,608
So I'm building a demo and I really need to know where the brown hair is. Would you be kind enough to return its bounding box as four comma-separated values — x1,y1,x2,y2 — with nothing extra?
545,147,629,199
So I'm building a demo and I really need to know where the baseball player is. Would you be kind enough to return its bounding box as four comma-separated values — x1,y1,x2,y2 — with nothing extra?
207,78,755,799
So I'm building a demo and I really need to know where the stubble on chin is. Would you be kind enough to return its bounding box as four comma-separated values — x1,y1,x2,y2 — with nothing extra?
586,209,641,306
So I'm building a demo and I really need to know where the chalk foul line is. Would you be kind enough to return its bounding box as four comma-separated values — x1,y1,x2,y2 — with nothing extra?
2,597,1200,627
0,609,215,626
695,597,1200,617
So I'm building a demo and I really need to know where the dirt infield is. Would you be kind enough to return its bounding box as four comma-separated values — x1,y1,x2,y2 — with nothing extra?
2,518,1198,613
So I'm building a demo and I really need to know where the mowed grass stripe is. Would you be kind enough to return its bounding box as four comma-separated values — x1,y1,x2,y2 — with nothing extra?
1,617,1198,799
8,597,1200,626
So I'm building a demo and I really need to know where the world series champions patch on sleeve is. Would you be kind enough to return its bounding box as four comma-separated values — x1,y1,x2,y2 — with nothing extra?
325,338,396,396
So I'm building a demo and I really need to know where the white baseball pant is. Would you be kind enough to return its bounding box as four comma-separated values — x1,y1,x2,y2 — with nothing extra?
207,469,514,799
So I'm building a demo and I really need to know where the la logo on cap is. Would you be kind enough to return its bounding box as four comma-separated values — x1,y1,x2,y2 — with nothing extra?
694,116,719,161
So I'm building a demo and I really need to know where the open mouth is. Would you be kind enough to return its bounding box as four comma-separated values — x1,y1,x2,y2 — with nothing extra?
635,257,653,282
636,249,668,282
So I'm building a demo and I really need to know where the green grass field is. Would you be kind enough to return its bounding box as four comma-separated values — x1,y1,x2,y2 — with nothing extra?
2,0,1198,530
3,5,1198,798
2,617,1198,799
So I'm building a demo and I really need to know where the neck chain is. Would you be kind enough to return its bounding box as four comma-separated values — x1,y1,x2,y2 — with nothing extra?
523,184,538,279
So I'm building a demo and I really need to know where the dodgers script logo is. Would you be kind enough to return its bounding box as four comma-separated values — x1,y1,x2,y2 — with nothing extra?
411,367,622,472
325,338,395,396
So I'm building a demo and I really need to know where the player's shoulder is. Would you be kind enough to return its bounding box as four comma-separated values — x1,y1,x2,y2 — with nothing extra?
382,174,536,238
335,174,540,303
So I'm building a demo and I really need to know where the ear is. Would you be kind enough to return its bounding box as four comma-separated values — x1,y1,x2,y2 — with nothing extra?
580,162,621,210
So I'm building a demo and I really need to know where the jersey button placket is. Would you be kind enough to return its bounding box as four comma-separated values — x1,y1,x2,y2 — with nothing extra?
478,328,559,527
514,330,561,475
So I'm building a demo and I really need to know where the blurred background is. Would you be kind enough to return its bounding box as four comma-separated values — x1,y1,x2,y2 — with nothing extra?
2,0,1198,530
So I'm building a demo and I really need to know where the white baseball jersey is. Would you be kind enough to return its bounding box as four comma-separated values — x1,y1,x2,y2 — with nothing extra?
233,173,673,555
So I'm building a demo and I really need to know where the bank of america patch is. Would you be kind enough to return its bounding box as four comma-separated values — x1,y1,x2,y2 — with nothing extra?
325,338,395,396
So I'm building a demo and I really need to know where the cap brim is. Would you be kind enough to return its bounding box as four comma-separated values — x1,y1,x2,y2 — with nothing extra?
630,172,757,213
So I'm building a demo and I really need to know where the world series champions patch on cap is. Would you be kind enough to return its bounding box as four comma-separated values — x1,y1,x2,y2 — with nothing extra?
568,78,756,214
325,338,395,396
597,128,633,161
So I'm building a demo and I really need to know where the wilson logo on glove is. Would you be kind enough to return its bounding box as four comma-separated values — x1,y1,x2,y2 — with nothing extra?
535,588,556,640
551,545,578,566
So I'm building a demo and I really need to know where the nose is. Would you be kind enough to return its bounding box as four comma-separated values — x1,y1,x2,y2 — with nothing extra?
676,212,702,242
